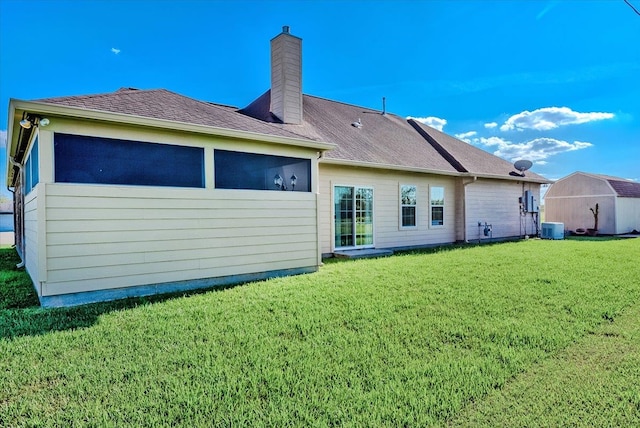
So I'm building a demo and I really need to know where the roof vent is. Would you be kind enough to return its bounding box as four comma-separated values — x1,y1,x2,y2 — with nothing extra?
351,118,363,129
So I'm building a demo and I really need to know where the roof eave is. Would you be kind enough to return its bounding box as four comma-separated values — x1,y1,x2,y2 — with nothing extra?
320,158,462,177
9,99,336,151
321,157,551,183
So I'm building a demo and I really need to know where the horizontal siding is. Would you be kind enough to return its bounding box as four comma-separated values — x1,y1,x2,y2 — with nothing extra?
24,189,40,292
318,164,457,253
465,180,540,241
43,183,318,296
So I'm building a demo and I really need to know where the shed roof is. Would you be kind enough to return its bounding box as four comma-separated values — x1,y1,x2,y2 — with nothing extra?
551,172,640,198
584,173,640,198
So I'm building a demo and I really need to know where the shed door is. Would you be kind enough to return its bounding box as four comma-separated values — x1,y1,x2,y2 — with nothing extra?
334,186,374,249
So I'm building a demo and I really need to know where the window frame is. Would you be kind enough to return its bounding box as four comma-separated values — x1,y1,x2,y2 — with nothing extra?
53,133,205,188
430,185,445,228
399,184,417,229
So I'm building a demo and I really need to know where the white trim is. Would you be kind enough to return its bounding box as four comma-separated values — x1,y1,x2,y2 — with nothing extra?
399,183,418,230
429,184,446,229
332,184,375,251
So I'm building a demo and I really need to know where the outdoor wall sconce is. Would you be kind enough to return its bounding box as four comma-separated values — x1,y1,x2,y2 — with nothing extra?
274,173,297,191
19,117,50,129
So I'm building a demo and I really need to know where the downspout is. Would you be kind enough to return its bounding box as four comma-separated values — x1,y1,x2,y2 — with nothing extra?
462,176,477,243
8,156,25,268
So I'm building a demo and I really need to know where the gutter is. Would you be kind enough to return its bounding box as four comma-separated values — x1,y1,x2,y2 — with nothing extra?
462,176,478,243
7,156,25,268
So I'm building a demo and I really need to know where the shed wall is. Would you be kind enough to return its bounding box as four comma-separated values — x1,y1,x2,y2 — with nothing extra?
545,173,615,198
545,196,616,234
616,198,640,234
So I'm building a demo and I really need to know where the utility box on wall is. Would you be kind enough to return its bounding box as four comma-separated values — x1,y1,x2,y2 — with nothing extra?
541,222,564,240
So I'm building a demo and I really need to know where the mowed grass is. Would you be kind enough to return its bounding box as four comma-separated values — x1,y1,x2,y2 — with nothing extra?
1,239,639,427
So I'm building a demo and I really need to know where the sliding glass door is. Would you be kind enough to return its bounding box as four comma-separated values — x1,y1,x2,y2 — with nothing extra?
334,186,374,249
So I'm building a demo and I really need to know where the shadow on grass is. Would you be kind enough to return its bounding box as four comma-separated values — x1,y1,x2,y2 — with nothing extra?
0,248,244,341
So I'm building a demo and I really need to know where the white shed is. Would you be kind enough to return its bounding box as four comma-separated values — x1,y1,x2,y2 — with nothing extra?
545,172,640,235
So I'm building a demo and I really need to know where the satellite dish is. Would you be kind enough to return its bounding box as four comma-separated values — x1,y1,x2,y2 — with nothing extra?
511,159,533,177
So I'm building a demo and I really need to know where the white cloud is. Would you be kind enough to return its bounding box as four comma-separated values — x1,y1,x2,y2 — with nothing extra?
111,47,121,55
454,131,477,143
408,116,447,131
500,107,614,131
484,122,498,129
477,136,593,162
0,130,6,148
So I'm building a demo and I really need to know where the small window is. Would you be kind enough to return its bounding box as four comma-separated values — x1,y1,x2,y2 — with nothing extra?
54,134,204,188
24,136,39,194
430,186,445,226
214,149,311,192
400,185,417,228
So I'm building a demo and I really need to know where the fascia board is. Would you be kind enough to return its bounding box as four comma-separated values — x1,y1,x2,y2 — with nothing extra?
320,158,551,184
9,99,336,152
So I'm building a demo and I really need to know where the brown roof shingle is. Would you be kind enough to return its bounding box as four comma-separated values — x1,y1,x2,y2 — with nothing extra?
37,88,317,142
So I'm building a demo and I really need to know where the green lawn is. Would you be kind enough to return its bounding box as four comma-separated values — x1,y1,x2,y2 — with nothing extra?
1,239,639,427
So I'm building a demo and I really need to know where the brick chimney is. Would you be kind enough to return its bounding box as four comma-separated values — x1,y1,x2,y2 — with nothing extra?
270,26,303,124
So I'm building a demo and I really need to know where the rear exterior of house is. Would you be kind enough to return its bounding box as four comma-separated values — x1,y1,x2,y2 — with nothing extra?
6,26,548,307
7,97,332,307
545,172,640,234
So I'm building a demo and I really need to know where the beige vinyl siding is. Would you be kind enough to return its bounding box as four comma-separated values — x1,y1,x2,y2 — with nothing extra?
41,183,319,296
318,163,456,254
465,179,540,241
24,187,41,294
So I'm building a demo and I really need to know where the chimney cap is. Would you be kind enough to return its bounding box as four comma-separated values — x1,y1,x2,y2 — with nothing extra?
282,25,290,34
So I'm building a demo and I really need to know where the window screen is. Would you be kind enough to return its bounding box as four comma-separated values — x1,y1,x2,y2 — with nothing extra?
214,149,311,192
54,133,204,188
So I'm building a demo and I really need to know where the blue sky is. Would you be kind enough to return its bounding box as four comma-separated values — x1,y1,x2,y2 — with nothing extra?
1,0,639,201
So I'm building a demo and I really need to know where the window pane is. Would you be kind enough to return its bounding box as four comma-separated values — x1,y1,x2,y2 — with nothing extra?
31,137,39,188
402,206,416,227
430,186,444,206
25,157,32,194
54,133,204,188
401,185,416,205
431,186,444,226
215,149,311,192
432,207,444,226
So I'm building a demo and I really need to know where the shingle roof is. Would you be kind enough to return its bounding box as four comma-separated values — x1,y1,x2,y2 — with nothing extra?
241,91,547,179
37,88,316,142
607,179,640,197
35,87,548,182
409,120,548,181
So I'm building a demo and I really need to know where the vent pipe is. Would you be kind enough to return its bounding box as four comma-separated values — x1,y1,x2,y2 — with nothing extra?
382,97,386,115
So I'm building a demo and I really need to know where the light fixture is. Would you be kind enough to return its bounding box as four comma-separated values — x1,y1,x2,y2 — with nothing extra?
39,118,50,127
19,119,32,129
274,173,298,191
19,117,50,129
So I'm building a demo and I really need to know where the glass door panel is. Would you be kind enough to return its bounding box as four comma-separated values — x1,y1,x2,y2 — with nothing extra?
334,186,374,249
334,186,354,248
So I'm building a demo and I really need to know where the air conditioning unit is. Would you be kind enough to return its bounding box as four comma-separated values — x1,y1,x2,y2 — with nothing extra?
541,222,564,240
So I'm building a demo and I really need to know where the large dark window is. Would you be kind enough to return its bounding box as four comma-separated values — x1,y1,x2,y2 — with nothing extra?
54,133,204,188
214,149,311,192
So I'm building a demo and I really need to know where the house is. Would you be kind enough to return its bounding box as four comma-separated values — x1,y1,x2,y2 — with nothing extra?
5,26,548,307
545,172,640,234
